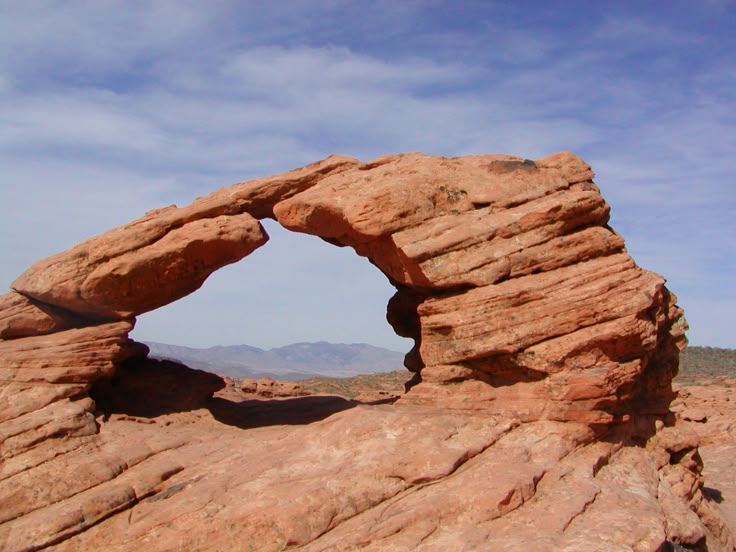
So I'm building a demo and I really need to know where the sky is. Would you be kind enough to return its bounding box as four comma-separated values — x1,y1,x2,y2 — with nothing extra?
0,1,734,352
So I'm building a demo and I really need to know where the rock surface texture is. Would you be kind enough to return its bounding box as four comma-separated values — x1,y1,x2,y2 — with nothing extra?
1,152,732,551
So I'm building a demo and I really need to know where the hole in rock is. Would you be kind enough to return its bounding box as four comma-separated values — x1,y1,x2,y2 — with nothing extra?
117,219,414,420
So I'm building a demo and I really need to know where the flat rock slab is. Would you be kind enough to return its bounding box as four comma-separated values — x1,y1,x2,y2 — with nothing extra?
0,395,728,552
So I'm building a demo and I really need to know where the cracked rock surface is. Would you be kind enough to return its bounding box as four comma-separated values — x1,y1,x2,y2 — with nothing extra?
3,387,731,552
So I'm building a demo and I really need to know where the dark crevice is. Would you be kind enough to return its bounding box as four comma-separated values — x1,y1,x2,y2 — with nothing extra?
357,158,394,171
561,489,601,532
2,292,104,336
141,475,204,504
487,159,537,173
460,356,549,387
319,236,348,248
661,539,707,552
702,487,723,504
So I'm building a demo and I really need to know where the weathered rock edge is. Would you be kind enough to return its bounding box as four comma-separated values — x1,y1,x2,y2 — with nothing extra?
1,151,732,551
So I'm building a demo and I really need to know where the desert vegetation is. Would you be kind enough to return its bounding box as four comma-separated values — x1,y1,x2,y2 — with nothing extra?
298,370,411,398
678,346,736,384
292,346,736,399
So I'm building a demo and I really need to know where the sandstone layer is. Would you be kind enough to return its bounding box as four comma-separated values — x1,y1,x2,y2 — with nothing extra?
1,151,731,550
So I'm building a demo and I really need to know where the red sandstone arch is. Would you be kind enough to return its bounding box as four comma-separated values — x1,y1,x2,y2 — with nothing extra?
1,151,686,426
5,152,734,552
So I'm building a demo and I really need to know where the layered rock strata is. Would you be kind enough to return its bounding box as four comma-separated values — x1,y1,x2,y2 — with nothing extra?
8,152,687,425
1,151,731,551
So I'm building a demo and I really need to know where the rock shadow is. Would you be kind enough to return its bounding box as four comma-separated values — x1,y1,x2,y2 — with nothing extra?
91,357,225,418
206,395,359,429
90,356,359,429
464,356,549,387
702,486,724,504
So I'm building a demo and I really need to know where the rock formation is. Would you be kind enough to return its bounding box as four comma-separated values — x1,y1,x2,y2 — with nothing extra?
673,380,736,536
239,377,310,399
0,152,732,551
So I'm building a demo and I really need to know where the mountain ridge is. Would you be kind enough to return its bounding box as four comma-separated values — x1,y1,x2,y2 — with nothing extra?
144,340,407,380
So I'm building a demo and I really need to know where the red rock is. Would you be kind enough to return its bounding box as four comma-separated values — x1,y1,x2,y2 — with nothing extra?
270,152,684,426
389,190,618,288
672,381,736,542
0,320,141,384
701,442,736,543
0,151,730,551
239,377,310,398
0,292,85,339
353,389,401,403
8,151,685,427
11,404,723,552
12,213,268,320
682,408,709,423
674,383,736,445
11,155,358,321
208,153,360,219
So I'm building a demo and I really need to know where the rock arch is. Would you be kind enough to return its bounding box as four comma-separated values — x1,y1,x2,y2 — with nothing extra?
5,152,729,552
2,151,685,426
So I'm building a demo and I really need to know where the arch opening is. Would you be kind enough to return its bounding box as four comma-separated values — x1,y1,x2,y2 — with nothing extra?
127,219,415,384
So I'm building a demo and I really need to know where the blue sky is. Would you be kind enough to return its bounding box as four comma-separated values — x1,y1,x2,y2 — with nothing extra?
0,1,734,351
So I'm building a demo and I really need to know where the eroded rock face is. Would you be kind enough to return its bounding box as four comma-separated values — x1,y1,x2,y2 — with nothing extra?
1,151,731,551
271,151,686,426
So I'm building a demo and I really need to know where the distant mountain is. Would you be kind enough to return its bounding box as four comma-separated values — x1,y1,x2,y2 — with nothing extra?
144,341,407,381
146,342,735,383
